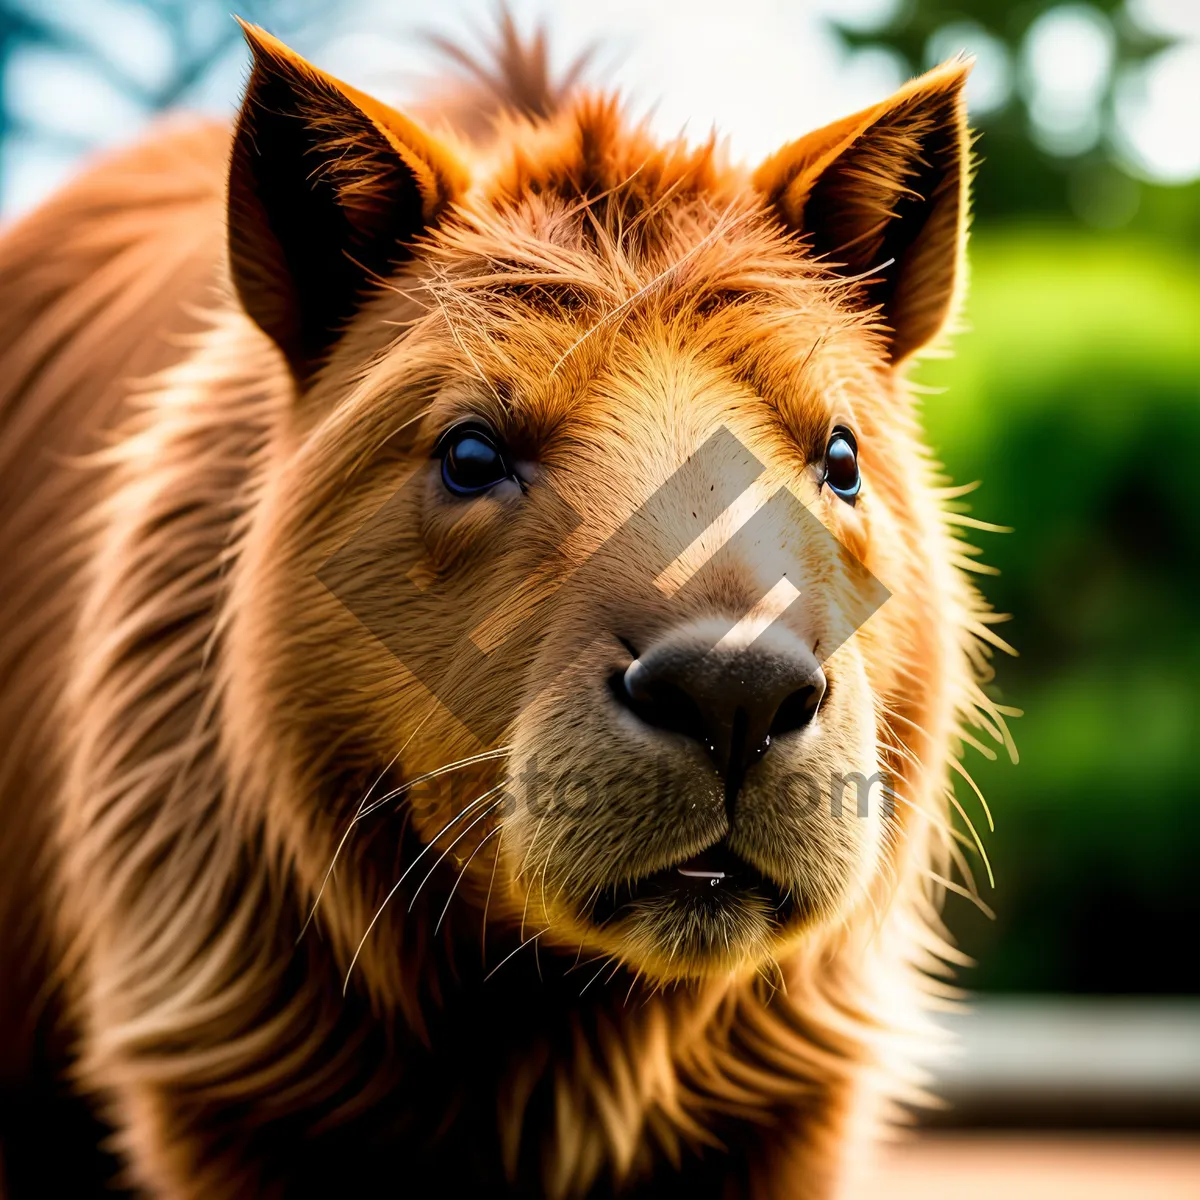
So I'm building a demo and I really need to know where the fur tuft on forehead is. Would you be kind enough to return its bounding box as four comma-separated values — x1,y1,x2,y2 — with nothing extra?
489,93,734,211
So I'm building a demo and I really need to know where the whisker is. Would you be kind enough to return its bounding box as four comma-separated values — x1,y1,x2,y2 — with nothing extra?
342,785,508,993
948,754,995,832
622,967,645,1007
297,744,404,944
922,870,996,919
484,929,543,982
885,784,968,851
564,951,608,977
536,829,566,924
944,786,995,889
306,744,512,943
407,790,506,913
957,728,999,761
358,745,512,822
480,823,504,968
518,811,549,943
435,823,504,938
579,955,615,997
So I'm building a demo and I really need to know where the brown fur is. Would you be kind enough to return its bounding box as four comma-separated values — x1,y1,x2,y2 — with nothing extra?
0,17,1011,1199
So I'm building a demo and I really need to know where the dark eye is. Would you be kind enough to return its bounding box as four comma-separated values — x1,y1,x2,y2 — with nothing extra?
438,424,511,496
824,426,861,503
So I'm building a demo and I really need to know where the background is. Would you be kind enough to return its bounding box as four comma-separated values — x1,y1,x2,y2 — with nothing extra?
2,0,1196,1193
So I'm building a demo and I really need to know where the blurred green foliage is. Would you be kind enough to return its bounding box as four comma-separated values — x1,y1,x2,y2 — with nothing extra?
835,0,1200,240
917,230,1200,993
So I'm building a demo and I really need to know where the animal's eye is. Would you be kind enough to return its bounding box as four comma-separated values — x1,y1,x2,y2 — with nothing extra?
824,426,861,503
438,424,512,496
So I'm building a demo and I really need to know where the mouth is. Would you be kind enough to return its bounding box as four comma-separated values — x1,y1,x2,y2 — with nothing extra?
589,838,797,928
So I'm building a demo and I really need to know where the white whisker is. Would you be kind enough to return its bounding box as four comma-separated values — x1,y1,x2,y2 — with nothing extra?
480,824,504,968
579,955,615,996
305,743,511,944
297,745,403,944
342,784,508,993
407,790,506,913
484,929,543,982
435,823,504,938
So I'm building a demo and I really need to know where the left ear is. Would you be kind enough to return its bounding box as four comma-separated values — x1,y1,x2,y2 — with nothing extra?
754,61,971,364
228,20,470,384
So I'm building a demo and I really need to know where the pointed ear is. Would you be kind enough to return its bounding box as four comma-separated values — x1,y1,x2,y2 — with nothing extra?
228,21,470,382
754,61,971,365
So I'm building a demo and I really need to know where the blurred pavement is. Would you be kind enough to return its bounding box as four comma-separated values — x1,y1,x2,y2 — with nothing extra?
860,1134,1200,1199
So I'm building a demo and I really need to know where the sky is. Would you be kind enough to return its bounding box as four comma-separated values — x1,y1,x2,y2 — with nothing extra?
1,0,1197,216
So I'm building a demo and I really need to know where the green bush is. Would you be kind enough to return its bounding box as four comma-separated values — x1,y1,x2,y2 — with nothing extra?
916,227,1200,992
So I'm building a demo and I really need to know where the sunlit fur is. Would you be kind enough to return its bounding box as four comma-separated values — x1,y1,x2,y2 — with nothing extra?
0,17,1013,1199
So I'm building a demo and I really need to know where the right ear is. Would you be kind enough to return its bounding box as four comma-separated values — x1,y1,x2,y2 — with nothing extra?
228,20,469,383
753,61,970,365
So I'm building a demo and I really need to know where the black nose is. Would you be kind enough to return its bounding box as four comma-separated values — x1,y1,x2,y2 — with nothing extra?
612,620,826,804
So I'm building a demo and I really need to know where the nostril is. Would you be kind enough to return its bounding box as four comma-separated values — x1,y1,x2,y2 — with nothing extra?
617,636,640,661
767,671,827,740
610,659,710,746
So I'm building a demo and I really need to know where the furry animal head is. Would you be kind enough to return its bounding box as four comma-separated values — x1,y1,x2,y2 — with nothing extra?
220,19,986,995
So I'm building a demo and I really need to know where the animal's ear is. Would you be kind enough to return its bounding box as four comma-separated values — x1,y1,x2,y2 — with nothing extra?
754,61,971,365
228,20,470,383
